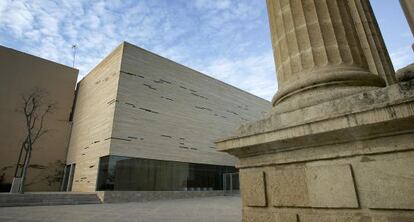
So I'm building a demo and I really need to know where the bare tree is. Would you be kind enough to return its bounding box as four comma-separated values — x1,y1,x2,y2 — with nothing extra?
13,89,54,193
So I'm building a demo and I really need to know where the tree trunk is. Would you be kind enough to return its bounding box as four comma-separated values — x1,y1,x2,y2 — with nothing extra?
19,144,32,194
14,140,27,177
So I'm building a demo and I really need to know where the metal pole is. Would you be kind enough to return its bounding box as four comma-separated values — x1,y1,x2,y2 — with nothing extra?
72,45,77,68
229,173,233,195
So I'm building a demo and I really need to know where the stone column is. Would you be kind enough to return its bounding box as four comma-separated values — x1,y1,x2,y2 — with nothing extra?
349,0,396,85
397,0,414,82
400,0,414,55
268,0,385,108
400,0,414,36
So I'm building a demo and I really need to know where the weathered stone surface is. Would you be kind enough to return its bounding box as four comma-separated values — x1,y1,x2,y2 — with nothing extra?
240,171,267,207
355,158,414,210
300,214,372,222
377,216,414,222
275,213,298,222
270,167,309,207
243,210,274,222
217,80,414,157
267,0,384,109
270,165,358,208
306,164,359,208
348,0,396,85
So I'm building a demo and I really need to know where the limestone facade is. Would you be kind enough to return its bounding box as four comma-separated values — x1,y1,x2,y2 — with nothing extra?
217,0,414,221
65,44,123,192
67,42,271,192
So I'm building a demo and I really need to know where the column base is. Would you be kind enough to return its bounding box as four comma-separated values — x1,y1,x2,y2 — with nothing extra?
273,84,379,114
216,80,414,221
272,65,386,111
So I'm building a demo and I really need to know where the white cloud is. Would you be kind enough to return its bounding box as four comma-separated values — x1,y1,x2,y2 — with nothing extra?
0,0,275,100
194,0,232,10
2,0,413,102
390,46,414,70
193,52,277,100
0,0,34,37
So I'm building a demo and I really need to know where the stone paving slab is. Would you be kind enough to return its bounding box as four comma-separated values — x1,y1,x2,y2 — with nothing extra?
0,196,241,222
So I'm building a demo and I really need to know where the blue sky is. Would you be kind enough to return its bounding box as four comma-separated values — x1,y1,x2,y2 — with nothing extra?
0,0,413,101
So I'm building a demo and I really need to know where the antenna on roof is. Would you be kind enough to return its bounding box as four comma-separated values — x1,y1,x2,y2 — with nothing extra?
71,44,77,68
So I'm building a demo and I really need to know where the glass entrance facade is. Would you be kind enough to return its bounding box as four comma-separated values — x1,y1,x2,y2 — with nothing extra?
96,155,237,191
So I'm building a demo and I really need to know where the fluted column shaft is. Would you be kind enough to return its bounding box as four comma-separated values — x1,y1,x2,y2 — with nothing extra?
349,0,396,85
267,0,385,107
400,0,414,36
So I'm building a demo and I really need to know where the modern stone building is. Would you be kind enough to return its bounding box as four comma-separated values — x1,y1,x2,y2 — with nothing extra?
0,42,270,194
0,45,78,192
217,0,414,221
64,42,270,192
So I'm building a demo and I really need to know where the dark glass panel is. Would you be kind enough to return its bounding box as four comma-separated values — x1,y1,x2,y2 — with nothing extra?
96,155,237,191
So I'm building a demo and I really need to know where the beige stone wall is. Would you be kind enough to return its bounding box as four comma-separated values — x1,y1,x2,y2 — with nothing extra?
217,80,414,221
110,43,270,166
67,42,271,192
66,44,123,192
0,45,78,191
240,141,414,221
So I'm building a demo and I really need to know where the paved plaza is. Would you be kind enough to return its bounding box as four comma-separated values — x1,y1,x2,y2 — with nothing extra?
0,196,241,222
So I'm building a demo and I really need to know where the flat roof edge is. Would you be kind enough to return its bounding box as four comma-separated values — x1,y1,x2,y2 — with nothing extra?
121,41,271,103
0,44,79,73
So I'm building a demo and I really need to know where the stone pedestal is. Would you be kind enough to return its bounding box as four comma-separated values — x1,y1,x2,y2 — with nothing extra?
217,81,414,221
216,0,414,221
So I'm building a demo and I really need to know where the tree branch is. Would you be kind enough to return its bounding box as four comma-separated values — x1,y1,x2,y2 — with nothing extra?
32,104,53,144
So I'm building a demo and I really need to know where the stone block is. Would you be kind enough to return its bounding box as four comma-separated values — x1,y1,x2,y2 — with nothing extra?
379,216,414,222
275,213,298,222
243,210,274,222
240,171,267,207
355,158,414,210
306,164,359,208
300,214,372,222
270,165,358,208
301,215,414,222
270,167,309,207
